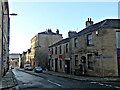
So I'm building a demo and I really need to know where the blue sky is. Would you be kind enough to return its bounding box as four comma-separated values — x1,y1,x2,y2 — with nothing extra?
9,2,118,53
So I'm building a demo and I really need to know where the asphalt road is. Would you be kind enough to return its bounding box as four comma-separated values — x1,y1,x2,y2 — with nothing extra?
12,69,118,90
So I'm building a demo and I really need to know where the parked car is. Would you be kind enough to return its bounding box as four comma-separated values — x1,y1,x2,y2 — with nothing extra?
24,64,32,71
10,66,14,69
34,66,43,73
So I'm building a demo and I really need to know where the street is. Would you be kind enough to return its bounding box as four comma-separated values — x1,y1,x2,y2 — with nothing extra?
12,69,118,90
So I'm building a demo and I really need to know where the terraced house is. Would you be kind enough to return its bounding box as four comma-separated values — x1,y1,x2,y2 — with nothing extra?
48,18,120,77
48,37,70,73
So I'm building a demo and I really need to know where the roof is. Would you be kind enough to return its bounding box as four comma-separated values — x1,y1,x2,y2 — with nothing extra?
77,19,120,36
49,19,120,48
31,30,63,41
38,31,62,36
49,38,69,48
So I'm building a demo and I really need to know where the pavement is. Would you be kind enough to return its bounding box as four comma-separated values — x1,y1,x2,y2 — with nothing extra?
0,69,18,90
1,68,120,89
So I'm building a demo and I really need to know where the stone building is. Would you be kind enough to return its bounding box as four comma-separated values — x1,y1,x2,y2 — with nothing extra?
30,29,63,69
48,38,70,73
71,18,120,77
0,0,10,77
9,53,21,69
49,18,120,77
19,50,31,68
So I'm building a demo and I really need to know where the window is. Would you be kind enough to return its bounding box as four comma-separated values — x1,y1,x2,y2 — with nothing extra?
116,32,120,48
87,34,93,46
52,59,53,67
55,47,57,54
66,44,68,53
74,38,78,48
51,48,54,54
60,60,62,69
75,55,78,66
59,45,62,54
88,54,94,70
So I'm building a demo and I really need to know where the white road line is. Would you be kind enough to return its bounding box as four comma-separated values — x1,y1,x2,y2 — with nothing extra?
98,83,104,86
105,84,111,87
115,86,120,89
106,85,112,87
48,80,62,87
91,82,120,89
90,82,97,84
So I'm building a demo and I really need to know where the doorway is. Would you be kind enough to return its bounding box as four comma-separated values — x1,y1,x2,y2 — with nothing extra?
55,58,58,72
117,57,120,76
65,60,70,74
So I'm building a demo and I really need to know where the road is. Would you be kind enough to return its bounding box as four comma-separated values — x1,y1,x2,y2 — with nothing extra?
12,69,118,90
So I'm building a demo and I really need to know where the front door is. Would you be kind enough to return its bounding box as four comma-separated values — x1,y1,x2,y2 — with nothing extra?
118,57,120,75
65,60,70,74
55,58,58,72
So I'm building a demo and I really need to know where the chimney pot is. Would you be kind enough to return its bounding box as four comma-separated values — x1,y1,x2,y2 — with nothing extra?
90,18,91,21
56,29,59,34
86,18,93,27
88,18,89,21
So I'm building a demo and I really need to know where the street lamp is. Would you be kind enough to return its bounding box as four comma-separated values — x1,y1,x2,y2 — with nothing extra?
4,13,17,16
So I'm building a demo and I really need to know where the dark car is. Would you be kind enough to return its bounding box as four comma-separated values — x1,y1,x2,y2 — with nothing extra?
34,66,43,73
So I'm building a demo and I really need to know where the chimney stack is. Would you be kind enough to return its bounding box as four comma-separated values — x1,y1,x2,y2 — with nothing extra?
47,28,52,32
56,29,59,34
86,18,93,27
68,31,77,38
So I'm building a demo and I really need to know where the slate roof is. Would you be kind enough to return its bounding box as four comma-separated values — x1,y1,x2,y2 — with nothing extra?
77,19,120,36
49,38,69,48
38,31,62,36
49,19,120,48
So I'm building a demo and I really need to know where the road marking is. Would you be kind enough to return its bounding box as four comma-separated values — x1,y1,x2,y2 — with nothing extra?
105,84,111,87
98,83,104,86
106,84,112,87
115,86,120,89
48,80,62,87
91,81,120,89
90,82,97,84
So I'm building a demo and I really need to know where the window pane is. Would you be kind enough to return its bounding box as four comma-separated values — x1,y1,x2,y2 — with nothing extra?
87,34,93,46
88,54,93,69
116,32,120,48
75,55,78,66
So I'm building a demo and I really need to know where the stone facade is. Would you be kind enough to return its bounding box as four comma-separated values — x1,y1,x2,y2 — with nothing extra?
49,38,70,73
0,0,10,78
49,19,120,77
9,53,21,69
30,29,63,69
